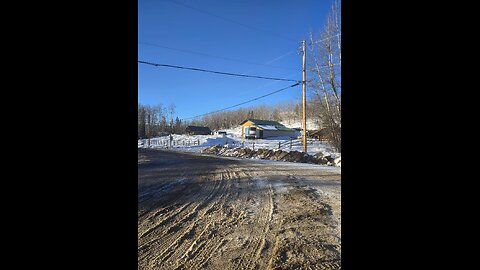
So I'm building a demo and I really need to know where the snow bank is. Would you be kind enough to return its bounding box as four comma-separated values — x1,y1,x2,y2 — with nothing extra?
201,145,340,167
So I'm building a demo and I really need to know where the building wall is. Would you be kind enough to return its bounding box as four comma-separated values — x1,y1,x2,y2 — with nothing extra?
188,130,211,135
241,121,255,137
262,130,295,138
241,121,295,138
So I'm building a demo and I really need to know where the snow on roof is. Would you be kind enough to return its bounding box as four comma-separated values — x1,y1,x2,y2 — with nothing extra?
240,119,284,126
257,125,277,130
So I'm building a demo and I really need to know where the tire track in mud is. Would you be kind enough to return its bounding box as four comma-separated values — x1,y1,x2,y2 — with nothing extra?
266,175,340,269
165,171,235,269
138,149,341,270
221,173,276,270
139,172,219,266
168,168,254,270
224,174,259,270
181,168,248,270
252,182,279,270
145,176,222,267
141,169,240,270
138,181,206,253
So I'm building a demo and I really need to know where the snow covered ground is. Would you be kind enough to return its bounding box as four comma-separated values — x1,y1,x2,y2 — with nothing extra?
138,124,340,166
279,119,318,130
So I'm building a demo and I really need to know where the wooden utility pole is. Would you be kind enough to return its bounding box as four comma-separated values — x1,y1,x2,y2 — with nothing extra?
302,40,307,153
147,113,151,147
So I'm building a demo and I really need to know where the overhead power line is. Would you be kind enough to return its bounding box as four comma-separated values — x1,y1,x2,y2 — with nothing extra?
310,33,341,45
182,82,300,120
264,50,295,65
138,41,296,70
138,60,301,83
166,0,297,42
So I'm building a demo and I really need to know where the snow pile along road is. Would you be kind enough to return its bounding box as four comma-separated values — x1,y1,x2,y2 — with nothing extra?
201,145,341,166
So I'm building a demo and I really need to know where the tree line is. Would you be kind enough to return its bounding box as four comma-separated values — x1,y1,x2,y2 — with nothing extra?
138,101,304,139
138,103,185,139
138,98,338,151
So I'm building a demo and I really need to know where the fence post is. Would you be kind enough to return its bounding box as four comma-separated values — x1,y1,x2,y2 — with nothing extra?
242,141,244,148
197,139,200,146
290,139,293,150
253,142,255,151
279,141,281,149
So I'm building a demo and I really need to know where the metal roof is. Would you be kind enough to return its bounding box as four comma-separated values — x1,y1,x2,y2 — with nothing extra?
186,126,212,132
240,119,294,132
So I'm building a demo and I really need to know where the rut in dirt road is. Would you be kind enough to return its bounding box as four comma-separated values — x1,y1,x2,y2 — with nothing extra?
138,148,341,270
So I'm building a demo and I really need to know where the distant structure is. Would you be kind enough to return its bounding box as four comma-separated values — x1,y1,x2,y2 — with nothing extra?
307,128,329,141
240,119,295,139
186,126,212,135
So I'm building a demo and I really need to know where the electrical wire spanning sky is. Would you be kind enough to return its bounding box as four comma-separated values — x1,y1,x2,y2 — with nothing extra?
138,0,335,119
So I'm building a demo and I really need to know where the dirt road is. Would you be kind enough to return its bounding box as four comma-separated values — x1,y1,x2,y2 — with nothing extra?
138,148,341,270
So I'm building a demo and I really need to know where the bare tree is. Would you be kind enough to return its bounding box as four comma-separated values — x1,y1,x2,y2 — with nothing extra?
168,104,176,133
307,0,341,152
138,104,147,139
139,103,183,137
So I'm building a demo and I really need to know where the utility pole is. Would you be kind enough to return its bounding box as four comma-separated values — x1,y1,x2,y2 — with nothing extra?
302,40,307,153
147,113,151,147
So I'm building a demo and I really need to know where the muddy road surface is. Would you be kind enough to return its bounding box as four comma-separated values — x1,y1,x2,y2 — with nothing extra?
138,148,341,270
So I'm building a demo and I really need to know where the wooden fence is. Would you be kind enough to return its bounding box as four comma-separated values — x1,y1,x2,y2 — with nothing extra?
140,137,321,151
140,138,201,149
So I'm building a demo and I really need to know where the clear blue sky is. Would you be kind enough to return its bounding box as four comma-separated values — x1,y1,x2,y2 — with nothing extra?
138,0,334,120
